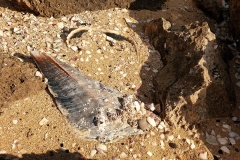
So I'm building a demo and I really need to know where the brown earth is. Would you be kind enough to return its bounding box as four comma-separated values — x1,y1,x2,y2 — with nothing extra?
0,0,240,160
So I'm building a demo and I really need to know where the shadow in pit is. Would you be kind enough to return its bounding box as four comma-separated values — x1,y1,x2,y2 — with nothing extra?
0,149,91,160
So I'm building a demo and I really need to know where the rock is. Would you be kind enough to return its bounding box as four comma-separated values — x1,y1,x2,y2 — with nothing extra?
229,131,239,138
220,146,230,154
232,116,238,121
168,142,178,148
229,138,236,145
138,118,150,131
217,137,228,145
206,135,218,145
145,18,235,127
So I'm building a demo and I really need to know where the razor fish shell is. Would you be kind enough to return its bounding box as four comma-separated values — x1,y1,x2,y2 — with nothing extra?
31,51,142,142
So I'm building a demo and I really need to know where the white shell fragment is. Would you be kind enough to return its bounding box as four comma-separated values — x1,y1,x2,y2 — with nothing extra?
96,144,107,151
12,119,18,125
190,142,196,149
39,118,49,126
147,117,157,127
133,101,141,112
35,71,43,79
199,152,208,160
119,152,128,158
220,146,230,154
147,151,153,157
90,149,97,157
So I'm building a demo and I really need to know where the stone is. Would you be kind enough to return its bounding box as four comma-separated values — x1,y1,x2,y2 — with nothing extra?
145,18,235,127
217,137,228,145
220,146,230,154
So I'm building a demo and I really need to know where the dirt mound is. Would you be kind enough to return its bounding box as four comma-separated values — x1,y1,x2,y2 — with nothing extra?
0,54,46,108
9,0,166,17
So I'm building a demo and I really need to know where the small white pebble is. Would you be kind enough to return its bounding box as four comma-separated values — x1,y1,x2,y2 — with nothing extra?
222,124,231,129
133,101,141,112
160,140,165,148
133,154,137,158
90,149,97,157
217,137,228,145
186,139,191,145
147,117,156,127
119,152,128,158
160,134,165,139
13,27,20,33
39,118,49,126
57,22,64,29
0,30,3,36
199,152,208,160
148,103,155,111
229,132,239,138
0,150,7,154
190,142,195,149
35,71,43,79
147,151,153,157
168,135,174,141
152,69,158,73
71,46,78,52
211,130,216,135
229,138,236,145
12,120,18,125
220,146,230,154
232,117,238,121
96,144,107,151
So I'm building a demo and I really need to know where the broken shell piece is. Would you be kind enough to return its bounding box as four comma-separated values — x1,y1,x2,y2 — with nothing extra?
39,118,48,126
96,144,107,151
133,101,141,112
35,71,43,79
90,149,97,157
119,152,128,158
199,152,208,160
147,117,157,127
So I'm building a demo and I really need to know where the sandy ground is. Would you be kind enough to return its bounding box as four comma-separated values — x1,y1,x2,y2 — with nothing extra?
0,0,240,160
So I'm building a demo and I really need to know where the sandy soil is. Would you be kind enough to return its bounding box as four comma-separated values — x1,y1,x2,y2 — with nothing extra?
0,0,240,160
